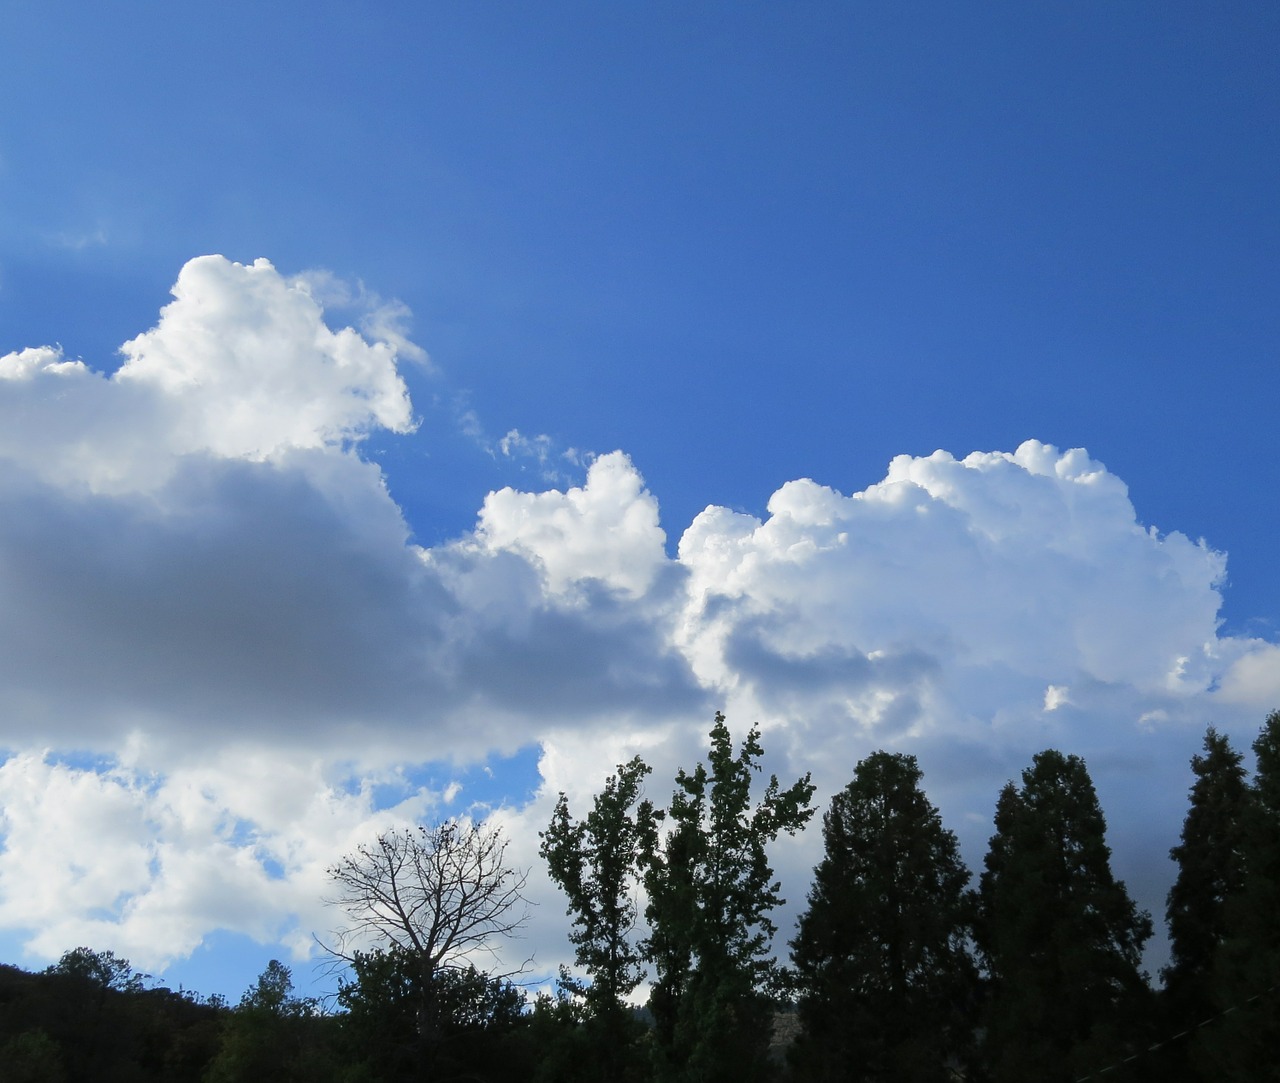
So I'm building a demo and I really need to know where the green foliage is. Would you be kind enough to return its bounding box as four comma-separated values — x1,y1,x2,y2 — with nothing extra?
540,755,655,1078
45,945,146,993
240,958,304,1015
526,989,593,1083
337,945,530,1081
203,961,338,1083
642,712,815,1083
789,750,977,1081
976,750,1153,1083
0,1028,67,1083
333,947,421,1081
0,957,224,1082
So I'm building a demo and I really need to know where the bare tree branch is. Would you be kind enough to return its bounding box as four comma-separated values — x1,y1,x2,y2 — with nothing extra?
323,820,532,982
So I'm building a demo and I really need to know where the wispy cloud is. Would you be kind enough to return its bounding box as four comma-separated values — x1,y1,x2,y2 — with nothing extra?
455,400,587,485
49,225,110,251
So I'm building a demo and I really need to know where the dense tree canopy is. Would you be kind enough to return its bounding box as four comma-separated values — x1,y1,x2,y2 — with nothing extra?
0,954,222,1083
337,946,531,1083
204,961,335,1083
44,946,146,994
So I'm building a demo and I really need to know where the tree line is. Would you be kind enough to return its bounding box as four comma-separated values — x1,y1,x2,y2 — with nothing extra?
2,709,1277,1082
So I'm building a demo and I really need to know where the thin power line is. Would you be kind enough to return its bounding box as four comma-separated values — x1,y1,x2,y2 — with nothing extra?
1073,982,1279,1082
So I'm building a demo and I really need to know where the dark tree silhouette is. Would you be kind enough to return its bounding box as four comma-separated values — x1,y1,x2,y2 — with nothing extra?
1162,727,1250,1039
338,946,530,1082
976,750,1153,1083
789,750,976,1081
204,961,335,1083
540,755,656,1078
44,946,145,993
1195,709,1280,1081
641,712,815,1083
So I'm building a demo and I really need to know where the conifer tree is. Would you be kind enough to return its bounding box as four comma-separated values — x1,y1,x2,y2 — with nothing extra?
789,751,976,1082
642,712,815,1083
1163,728,1250,1025
976,750,1152,1083
1196,710,1280,1081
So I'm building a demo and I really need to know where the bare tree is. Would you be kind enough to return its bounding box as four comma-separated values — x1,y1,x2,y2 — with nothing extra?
325,819,531,1044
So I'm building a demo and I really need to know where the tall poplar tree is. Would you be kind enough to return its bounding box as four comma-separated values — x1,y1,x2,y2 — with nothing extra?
976,750,1153,1083
642,713,815,1083
789,751,976,1082
540,756,656,1079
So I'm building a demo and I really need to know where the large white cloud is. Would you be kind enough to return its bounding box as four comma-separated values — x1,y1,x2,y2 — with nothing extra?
0,255,1275,983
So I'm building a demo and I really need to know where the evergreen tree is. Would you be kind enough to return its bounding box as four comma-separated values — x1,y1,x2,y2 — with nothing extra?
642,712,815,1083
540,755,656,1080
976,750,1153,1083
1162,728,1250,1024
789,751,976,1082
1196,709,1280,1081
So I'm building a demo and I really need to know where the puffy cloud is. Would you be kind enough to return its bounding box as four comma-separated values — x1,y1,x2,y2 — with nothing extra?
674,442,1231,784
658,443,1257,958
0,751,449,968
0,346,89,380
115,255,415,459
679,443,1225,711
1218,642,1280,708
0,256,414,495
0,755,155,948
480,441,1270,985
0,255,1275,985
472,451,670,598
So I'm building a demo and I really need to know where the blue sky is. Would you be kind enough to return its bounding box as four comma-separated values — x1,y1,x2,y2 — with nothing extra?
1,2,1277,1000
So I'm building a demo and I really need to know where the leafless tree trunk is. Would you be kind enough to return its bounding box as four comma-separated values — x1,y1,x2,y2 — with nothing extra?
325,819,530,1046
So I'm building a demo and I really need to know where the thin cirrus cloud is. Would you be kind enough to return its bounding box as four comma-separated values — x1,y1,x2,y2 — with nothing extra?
0,254,1275,975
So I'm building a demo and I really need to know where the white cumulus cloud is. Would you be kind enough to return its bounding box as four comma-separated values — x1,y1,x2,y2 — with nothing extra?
473,451,670,598
115,255,415,459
